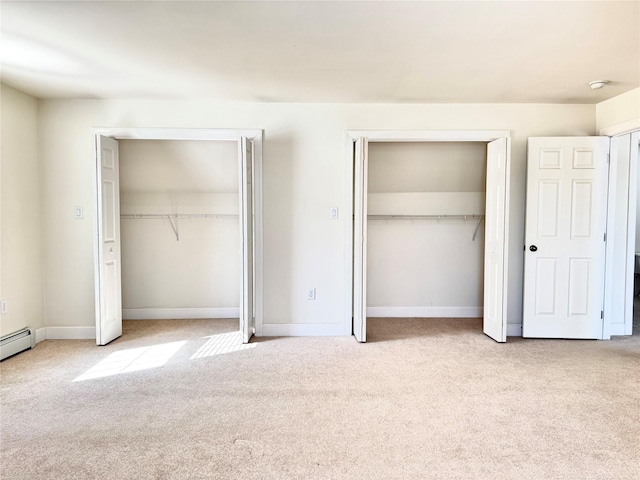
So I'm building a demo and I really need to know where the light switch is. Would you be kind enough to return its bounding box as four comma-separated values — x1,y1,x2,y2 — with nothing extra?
329,207,339,219
74,206,84,219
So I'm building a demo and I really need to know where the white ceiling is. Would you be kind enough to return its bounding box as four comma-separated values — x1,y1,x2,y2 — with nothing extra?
1,1,638,103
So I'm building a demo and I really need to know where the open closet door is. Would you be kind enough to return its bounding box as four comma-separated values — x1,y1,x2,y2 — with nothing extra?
483,138,511,343
523,137,609,339
239,137,255,343
353,137,368,342
95,135,123,345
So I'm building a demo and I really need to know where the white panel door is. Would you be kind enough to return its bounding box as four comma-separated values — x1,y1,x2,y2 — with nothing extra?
95,135,122,345
353,137,368,342
483,138,511,342
239,137,255,343
523,137,609,339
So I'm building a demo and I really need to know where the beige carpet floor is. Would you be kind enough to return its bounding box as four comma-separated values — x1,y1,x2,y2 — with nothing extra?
1,317,639,480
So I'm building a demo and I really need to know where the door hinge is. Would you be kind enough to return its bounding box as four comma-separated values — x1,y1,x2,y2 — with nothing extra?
601,310,604,319
604,232,607,242
606,153,610,163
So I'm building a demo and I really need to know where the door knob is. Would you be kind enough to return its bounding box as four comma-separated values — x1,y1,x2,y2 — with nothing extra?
529,245,538,252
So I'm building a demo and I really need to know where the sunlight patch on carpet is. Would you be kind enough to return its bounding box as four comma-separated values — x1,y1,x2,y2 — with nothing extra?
190,332,256,359
73,341,187,381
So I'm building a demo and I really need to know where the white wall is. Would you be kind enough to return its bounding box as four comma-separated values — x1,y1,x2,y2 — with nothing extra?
0,84,43,336
118,140,239,315
367,142,486,317
596,87,640,135
37,99,595,335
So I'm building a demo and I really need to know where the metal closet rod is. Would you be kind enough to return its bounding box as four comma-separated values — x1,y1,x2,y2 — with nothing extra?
120,213,238,219
120,213,239,242
367,214,485,241
367,214,485,220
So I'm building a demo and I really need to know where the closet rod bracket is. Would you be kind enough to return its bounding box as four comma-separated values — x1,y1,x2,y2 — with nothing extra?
167,216,179,241
472,218,483,242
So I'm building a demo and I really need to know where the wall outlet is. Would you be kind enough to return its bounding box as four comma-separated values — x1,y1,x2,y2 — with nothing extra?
1,300,7,315
306,288,316,300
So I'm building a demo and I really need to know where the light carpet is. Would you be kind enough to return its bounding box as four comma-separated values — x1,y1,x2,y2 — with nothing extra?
1,318,639,479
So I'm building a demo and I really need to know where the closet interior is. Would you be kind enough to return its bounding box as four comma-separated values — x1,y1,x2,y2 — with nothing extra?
118,139,240,324
366,142,488,325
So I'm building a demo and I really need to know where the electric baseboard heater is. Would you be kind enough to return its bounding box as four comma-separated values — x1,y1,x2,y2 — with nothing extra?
0,327,36,361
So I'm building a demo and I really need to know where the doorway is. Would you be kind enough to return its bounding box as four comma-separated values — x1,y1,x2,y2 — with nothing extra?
347,130,511,343
367,142,486,325
93,128,263,346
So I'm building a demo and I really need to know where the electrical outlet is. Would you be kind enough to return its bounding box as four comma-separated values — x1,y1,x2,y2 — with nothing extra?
1,300,7,315
307,288,316,300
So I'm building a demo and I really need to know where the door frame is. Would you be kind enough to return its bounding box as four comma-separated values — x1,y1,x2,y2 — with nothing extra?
344,129,511,339
604,130,640,338
92,127,264,340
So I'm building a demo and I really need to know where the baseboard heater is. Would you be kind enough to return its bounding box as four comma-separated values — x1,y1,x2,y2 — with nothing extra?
0,327,36,361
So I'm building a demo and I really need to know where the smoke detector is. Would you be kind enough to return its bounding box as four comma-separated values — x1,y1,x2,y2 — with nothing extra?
589,80,608,90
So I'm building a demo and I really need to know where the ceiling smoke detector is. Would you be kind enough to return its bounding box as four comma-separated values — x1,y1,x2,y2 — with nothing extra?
589,80,608,90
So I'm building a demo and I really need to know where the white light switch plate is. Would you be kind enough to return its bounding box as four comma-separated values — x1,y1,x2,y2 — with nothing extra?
74,206,84,219
329,207,339,219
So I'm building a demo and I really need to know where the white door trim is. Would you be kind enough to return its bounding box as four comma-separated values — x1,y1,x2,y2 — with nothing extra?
92,127,264,337
599,118,640,138
604,130,640,338
622,131,640,336
344,130,512,339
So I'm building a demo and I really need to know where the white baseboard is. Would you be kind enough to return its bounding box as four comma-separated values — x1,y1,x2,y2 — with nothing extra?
260,323,344,337
506,323,522,337
45,327,96,340
367,306,483,318
35,328,47,344
122,308,239,320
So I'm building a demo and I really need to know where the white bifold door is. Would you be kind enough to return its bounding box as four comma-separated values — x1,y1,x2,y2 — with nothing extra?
353,137,368,342
483,138,511,343
239,137,255,343
95,135,123,345
523,137,609,339
352,136,510,343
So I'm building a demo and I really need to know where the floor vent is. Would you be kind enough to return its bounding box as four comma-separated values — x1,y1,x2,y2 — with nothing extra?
0,327,36,361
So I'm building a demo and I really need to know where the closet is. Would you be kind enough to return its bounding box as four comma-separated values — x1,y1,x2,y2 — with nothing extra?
118,140,240,323
94,129,261,346
366,142,487,321
350,131,510,343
